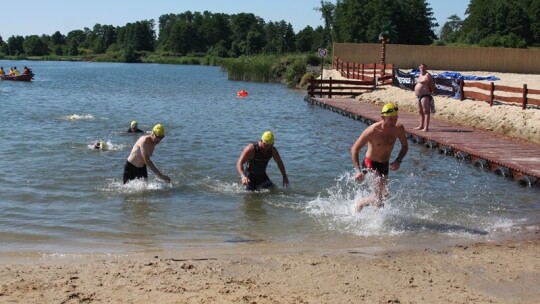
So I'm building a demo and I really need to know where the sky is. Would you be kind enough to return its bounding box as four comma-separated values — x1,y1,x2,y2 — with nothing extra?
0,0,470,39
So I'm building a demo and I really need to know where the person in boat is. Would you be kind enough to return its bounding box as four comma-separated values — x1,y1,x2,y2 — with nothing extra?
351,103,408,212
22,66,32,75
0,67,5,76
123,123,171,184
237,131,289,191
126,120,144,133
11,67,21,76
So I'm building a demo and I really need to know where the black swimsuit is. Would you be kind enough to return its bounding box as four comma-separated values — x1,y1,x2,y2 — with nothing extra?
245,143,274,190
123,161,148,184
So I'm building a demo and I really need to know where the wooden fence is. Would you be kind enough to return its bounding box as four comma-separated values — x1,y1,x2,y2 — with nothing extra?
307,77,375,98
460,81,540,109
333,56,394,85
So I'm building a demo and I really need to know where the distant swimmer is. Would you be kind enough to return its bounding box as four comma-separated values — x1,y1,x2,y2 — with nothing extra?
127,120,144,133
93,141,108,150
351,103,408,212
123,123,171,184
237,131,289,191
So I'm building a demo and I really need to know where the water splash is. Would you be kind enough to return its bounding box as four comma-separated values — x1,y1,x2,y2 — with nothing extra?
100,178,170,194
303,171,516,238
87,140,126,151
65,114,95,121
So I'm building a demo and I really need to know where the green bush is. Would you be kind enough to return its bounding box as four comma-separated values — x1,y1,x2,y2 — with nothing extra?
299,72,315,88
284,59,307,87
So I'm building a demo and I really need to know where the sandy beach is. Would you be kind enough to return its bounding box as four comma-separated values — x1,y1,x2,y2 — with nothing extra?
1,69,539,304
1,237,539,304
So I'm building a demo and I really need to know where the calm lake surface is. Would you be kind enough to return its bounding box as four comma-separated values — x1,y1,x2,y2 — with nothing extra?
1,60,538,257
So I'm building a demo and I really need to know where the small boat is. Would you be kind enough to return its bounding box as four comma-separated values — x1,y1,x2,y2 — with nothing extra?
0,73,34,81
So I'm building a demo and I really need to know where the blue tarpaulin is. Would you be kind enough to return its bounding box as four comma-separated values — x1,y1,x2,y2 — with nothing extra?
409,69,500,81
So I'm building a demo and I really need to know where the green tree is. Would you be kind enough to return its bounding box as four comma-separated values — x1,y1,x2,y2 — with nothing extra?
296,26,315,52
23,35,49,56
51,31,66,45
0,36,7,55
230,13,262,56
457,0,533,46
332,0,437,44
439,14,462,43
7,36,25,55
117,20,155,52
315,1,335,48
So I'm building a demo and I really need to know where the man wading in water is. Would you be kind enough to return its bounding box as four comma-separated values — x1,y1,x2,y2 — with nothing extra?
237,131,289,191
351,103,408,211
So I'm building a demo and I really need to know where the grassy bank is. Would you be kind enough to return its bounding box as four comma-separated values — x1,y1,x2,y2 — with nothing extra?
1,52,328,88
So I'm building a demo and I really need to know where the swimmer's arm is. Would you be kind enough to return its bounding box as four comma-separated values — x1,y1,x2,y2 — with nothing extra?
351,129,371,170
390,126,408,170
237,144,254,183
271,147,289,186
141,141,171,183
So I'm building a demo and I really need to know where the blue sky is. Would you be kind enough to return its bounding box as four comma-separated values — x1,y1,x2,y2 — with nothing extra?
0,0,469,39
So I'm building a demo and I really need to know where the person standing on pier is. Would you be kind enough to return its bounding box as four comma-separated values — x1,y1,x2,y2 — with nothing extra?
351,103,408,211
414,63,436,131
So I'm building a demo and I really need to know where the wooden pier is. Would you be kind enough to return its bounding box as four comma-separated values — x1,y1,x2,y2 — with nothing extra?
306,97,540,187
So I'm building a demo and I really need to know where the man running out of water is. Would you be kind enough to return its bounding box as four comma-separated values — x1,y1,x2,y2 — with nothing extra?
351,103,408,211
123,123,171,184
237,131,289,191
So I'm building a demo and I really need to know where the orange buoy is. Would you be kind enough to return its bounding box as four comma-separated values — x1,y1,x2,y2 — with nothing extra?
237,90,248,97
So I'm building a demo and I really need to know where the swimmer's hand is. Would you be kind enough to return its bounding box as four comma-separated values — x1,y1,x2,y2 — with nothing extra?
159,174,171,183
354,169,367,182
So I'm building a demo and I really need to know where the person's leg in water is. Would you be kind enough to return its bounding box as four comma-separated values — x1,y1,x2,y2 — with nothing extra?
356,174,388,211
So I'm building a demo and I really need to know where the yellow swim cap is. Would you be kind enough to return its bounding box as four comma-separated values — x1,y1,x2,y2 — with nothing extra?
152,124,165,137
381,103,399,117
261,131,274,145
100,141,108,150
131,120,137,127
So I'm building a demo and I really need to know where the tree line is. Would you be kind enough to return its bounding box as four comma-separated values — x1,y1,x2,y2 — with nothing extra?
438,0,540,48
0,0,537,62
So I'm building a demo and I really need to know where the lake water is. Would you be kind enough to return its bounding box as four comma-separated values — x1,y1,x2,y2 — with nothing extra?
1,60,538,258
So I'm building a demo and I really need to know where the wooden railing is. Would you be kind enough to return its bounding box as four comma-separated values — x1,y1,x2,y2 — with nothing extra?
459,80,540,109
333,56,394,85
307,77,375,98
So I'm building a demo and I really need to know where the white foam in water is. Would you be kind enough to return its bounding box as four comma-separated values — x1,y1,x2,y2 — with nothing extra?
87,140,126,151
302,170,518,239
65,114,95,121
100,178,170,194
304,171,399,237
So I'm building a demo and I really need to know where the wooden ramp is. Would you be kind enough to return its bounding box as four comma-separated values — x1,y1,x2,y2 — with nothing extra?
306,97,540,187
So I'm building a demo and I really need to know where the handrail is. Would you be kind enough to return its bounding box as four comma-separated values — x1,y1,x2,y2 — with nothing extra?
332,56,394,85
459,80,540,109
307,77,376,98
